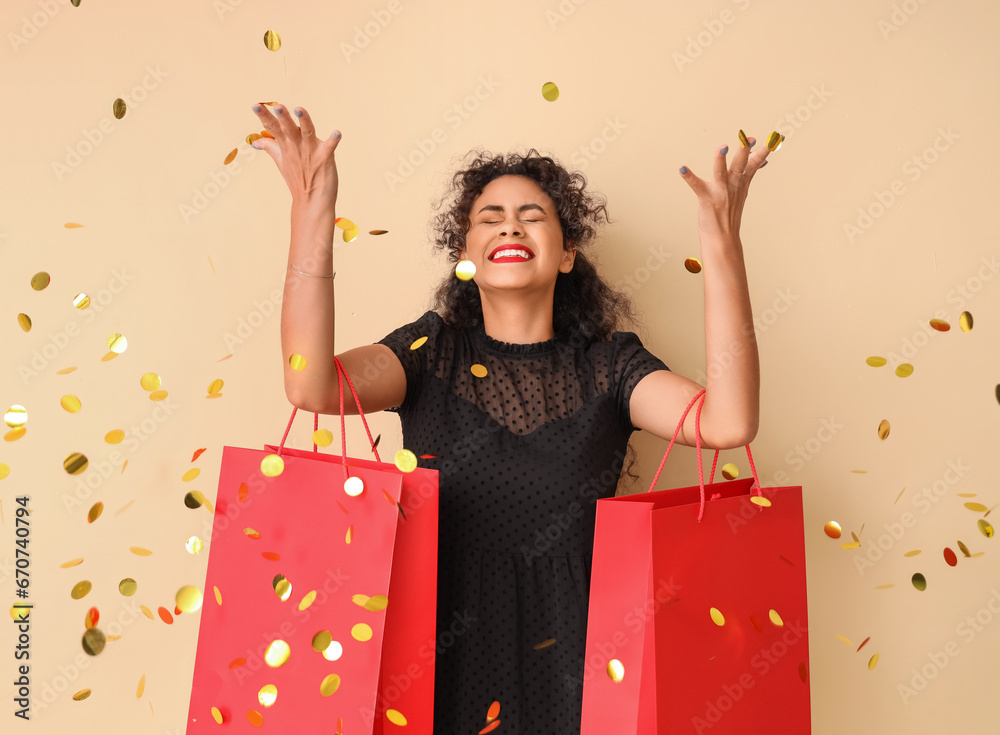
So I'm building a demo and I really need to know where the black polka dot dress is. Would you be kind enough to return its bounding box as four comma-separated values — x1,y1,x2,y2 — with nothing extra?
377,310,669,734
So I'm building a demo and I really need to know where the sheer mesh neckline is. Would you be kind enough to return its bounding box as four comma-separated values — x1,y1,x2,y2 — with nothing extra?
471,321,562,356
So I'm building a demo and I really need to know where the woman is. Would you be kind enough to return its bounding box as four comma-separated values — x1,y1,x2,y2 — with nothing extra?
251,101,774,732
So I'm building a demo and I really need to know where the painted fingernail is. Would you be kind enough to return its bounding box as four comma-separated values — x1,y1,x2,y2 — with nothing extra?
252,104,261,113
333,131,341,139
738,130,749,148
252,144,262,150
749,138,757,148
275,107,284,115
679,165,688,174
766,131,782,151
720,146,729,156
293,108,303,117
760,160,768,168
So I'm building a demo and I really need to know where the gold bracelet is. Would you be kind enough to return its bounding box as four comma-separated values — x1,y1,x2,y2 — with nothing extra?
288,264,335,279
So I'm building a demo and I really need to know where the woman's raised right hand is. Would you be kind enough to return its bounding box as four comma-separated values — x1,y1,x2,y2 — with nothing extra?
249,103,342,209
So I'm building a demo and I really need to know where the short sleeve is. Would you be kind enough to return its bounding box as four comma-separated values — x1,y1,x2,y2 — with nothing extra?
609,331,670,434
375,310,445,415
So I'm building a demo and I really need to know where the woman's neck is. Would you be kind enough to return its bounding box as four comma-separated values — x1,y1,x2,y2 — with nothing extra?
479,290,556,344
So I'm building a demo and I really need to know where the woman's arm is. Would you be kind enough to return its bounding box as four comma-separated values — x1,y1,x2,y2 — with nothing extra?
630,132,776,449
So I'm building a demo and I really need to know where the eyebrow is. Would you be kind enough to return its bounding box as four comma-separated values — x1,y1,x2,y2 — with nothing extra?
475,203,547,216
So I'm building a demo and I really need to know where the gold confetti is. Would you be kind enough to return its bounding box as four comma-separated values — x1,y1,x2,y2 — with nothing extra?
56,366,78,375
352,623,373,642
877,420,890,440
246,132,262,145
868,653,879,670
835,634,853,646
182,468,200,482
130,546,153,557
72,689,91,701
299,590,317,611
287,354,308,372
750,496,771,507
107,332,127,354
895,363,914,378
866,356,887,367
911,573,927,591
74,293,91,309
211,707,223,724
261,454,284,477
137,674,146,698
369,229,389,235
875,583,895,590
824,521,842,539
311,428,332,447
312,630,333,652
65,222,84,228
721,463,739,480
456,260,476,280
410,336,428,350
264,640,290,667
5,427,26,442
17,313,31,332
352,594,371,607
840,541,861,549
533,638,557,650
140,605,154,620
214,586,222,605
929,318,950,332
978,519,995,538
244,527,261,540
964,502,988,512
470,363,488,378
322,640,344,661
4,405,26,428
113,98,127,119
768,609,784,626
541,81,560,101
959,311,973,332
30,272,50,290
87,502,103,523
263,30,281,51
184,491,206,509
176,585,203,613
224,148,238,165
684,257,702,274
61,558,84,568
320,674,341,696
258,684,277,708
709,607,725,626
766,131,784,151
345,525,353,544
104,429,125,444
273,575,292,601
72,580,92,599
83,627,106,655
606,659,625,683
64,452,88,475
903,550,921,557
364,595,389,612
186,536,204,554
895,488,906,504
208,378,224,395
957,540,971,557
394,449,418,473
387,709,408,726
0,463,7,480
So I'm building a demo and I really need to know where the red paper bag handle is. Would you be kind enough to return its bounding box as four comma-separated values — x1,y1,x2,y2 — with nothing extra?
647,389,763,521
274,357,382,482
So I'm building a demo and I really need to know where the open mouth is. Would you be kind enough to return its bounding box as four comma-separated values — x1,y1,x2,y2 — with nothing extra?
488,247,534,262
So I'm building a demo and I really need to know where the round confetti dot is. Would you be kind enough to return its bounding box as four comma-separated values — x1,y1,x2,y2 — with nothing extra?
394,449,417,473
866,356,887,367
943,547,958,566
261,454,284,477
107,333,127,353
313,429,333,447
684,257,702,274
750,496,771,507
0,463,8,480
30,272,50,291
344,476,365,496
768,609,784,626
877,420,890,440
176,585,203,613
322,640,343,661
410,336,428,350
929,318,950,332
824,521,842,539
73,293,90,309
17,313,31,332
289,354,307,371
140,373,161,391
606,659,625,683
224,148,238,165
258,684,277,708
911,573,927,591
364,595,389,612
61,395,82,412
978,519,995,538
710,607,725,626
470,363,488,378
895,363,914,378
113,98,127,119
10,604,29,621
104,429,125,444
185,491,206,509
186,536,204,554
263,30,281,51
247,709,264,727
83,627,106,655
265,640,290,667
211,707,224,724
72,580,92,599
4,405,26,428
119,578,137,596
352,623,373,642
456,260,476,281
64,452,88,475
72,689,91,701
541,81,560,101
959,311,973,332
386,709,408,726
721,463,739,480
320,674,341,696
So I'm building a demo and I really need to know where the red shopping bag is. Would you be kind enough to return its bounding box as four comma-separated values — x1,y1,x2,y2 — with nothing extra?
580,390,810,734
186,357,438,733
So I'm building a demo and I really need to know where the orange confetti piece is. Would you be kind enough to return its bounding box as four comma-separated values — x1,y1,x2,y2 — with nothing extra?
239,482,249,503
158,607,173,624
191,448,207,462
480,720,501,734
487,700,500,721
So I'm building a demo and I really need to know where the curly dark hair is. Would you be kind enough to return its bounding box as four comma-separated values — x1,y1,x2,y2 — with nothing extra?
428,148,645,491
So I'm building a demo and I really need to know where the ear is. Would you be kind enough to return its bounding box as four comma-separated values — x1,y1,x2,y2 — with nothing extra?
559,240,577,274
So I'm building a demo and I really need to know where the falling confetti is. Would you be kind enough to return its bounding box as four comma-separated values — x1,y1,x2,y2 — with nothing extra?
394,449,417,473
607,659,625,683
710,607,725,626
895,363,914,378
263,30,282,51
369,229,389,235
878,420,890,440
721,463,739,480
541,81,560,101
224,148,238,165
911,573,927,591
868,653,879,670
289,354,307,371
866,356,887,367
824,521,842,539
944,547,958,566
929,318,950,332
456,260,476,281
959,311,973,332
17,313,31,332
410,336,428,350
113,98,127,119
344,476,365,496
470,363,488,378
386,709,408,726
684,257,702,274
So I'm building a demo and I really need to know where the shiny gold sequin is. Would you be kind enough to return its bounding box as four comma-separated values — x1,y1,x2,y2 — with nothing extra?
607,659,625,683
107,333,127,353
0,463,8,480
113,98,126,119
312,429,332,447
877,420,890,440
185,536,204,555
224,148,238,165
709,607,725,626
246,133,262,145
394,449,418,473
299,590,317,611
208,378,223,395
184,491,206,509
533,638,556,650
541,81,560,101
840,541,861,549
470,363,488,378
352,623,373,642
363,595,388,612
73,293,91,309
261,454,284,477
903,550,921,557
312,630,333,652
83,627,106,655
345,525,353,544
721,463,738,480
866,356,887,367
64,452,88,475
176,585,203,613
5,428,26,441
895,363,914,378
215,586,222,605
30,272,50,290
410,336,428,350
72,689,91,701
137,674,146,698
957,540,971,557
264,640,290,667
684,257,702,274
139,373,161,391
320,674,341,696
911,573,927,591
323,640,344,661
369,229,389,235
875,584,895,589
61,558,84,568
17,313,31,332
105,429,125,443
182,468,200,482
289,354,307,371
868,653,879,670
87,502,103,523
978,519,995,538
959,311,973,332
738,129,750,148
344,476,365,496
140,605,154,620
72,580,92,599
119,578,137,596
964,502,988,512
4,405,26,428
768,609,784,626
824,521,842,539
263,30,282,51
258,684,277,708
273,575,292,601
750,496,771,507
456,260,477,281
211,707,224,724
387,709,408,726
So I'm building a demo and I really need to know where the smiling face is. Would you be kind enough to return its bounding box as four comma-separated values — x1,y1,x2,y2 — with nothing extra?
459,175,576,295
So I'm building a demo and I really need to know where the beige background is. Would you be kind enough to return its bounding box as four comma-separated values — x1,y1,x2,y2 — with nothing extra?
2,0,998,732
